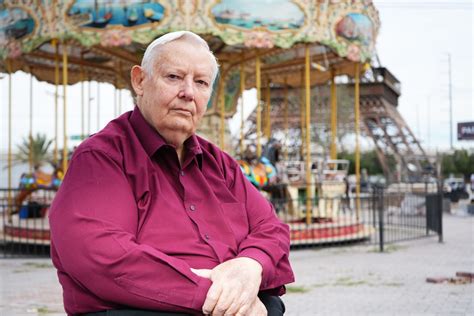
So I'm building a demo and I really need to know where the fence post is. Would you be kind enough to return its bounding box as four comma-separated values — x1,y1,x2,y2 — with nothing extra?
438,191,443,243
377,186,384,252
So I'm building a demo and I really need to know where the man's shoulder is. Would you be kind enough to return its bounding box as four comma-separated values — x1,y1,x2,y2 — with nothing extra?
196,135,239,171
73,112,135,160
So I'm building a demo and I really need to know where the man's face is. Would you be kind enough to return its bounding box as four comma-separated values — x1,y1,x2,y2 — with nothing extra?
133,40,214,142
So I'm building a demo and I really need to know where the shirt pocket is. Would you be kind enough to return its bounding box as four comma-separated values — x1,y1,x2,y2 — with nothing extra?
219,202,249,244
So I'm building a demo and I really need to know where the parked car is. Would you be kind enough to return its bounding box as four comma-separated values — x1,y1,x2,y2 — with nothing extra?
443,177,469,202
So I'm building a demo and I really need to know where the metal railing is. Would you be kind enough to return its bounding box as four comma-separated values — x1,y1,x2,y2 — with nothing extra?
0,184,443,257
1,188,54,257
270,183,443,251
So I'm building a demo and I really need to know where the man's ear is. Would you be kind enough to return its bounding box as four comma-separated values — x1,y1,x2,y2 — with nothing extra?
130,65,145,97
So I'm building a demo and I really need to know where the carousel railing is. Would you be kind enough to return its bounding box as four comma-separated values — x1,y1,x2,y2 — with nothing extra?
0,182,443,256
0,188,54,257
268,181,443,251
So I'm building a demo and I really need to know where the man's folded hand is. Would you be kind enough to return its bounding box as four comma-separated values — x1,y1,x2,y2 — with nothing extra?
192,257,263,315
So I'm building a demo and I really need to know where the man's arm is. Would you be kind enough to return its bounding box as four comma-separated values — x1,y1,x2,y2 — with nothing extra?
197,152,294,315
49,150,211,312
230,159,295,291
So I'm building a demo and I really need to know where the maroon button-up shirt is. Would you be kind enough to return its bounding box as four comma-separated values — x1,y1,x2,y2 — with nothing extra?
49,107,294,315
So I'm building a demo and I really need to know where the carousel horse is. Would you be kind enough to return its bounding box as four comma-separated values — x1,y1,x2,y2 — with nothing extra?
238,156,277,188
238,140,294,214
12,166,63,215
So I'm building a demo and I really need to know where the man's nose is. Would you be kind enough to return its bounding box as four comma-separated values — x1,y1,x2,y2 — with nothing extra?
178,77,195,102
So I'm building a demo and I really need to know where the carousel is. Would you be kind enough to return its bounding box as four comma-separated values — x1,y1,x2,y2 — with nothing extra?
0,0,380,246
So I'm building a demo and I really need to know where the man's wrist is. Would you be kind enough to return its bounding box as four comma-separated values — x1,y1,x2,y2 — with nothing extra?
237,249,275,288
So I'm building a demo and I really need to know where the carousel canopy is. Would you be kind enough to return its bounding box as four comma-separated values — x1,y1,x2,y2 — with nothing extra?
0,0,380,115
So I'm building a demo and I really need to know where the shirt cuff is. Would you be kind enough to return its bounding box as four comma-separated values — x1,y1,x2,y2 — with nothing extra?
191,276,213,311
237,248,275,289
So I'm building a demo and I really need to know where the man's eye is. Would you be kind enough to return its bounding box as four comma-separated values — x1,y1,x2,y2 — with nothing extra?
196,80,209,87
168,74,180,80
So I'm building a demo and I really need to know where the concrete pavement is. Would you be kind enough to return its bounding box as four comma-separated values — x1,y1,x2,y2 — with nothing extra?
1,211,472,315
282,211,473,315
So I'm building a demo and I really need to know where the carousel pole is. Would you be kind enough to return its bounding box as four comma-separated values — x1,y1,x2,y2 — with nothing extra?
219,78,226,150
117,89,122,115
113,78,117,117
80,67,85,139
240,61,245,155
354,62,361,218
62,42,69,173
283,79,289,161
53,40,59,165
96,82,101,131
29,71,34,173
330,68,338,160
7,59,13,216
256,56,262,157
118,61,123,115
264,79,271,139
304,45,313,225
87,80,91,136
300,69,305,159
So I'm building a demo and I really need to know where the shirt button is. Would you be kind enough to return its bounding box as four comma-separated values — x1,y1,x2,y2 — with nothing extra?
204,234,210,240
180,170,185,176
190,204,196,211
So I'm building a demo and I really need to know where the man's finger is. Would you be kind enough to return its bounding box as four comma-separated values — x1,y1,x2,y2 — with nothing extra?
202,283,222,315
236,296,266,316
210,287,237,316
191,268,212,279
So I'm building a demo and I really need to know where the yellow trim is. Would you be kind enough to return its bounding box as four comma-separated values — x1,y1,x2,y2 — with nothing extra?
304,45,312,225
300,69,305,160
7,59,13,217
256,56,262,157
240,62,245,155
264,79,271,138
87,80,91,136
29,72,33,173
283,78,289,161
330,68,338,160
96,83,101,131
53,40,59,165
219,79,226,149
354,62,361,218
80,67,85,139
62,42,68,174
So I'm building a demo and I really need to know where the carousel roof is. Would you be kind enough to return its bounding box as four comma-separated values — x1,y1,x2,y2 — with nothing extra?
0,0,380,114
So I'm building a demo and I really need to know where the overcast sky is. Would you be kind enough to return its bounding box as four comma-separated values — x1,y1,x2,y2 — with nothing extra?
1,0,472,153
373,0,473,151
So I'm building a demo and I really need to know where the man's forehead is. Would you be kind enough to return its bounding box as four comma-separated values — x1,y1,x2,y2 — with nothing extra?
155,42,214,74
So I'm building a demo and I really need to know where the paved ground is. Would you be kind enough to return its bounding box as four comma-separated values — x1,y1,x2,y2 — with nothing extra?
282,210,473,316
1,208,473,315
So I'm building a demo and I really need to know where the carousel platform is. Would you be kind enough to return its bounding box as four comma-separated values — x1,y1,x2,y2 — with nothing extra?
287,215,374,246
1,214,51,246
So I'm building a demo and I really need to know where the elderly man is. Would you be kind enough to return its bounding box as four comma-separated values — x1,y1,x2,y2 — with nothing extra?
49,31,294,316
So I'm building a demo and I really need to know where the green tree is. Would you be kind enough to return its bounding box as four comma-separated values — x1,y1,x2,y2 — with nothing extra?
338,150,395,175
442,149,474,181
14,133,53,169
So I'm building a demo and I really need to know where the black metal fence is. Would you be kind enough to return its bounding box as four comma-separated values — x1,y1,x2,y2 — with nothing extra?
1,188,55,257
270,183,443,251
1,184,443,257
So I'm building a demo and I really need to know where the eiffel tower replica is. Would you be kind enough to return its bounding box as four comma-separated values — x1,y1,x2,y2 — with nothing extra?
243,67,432,183
359,67,431,182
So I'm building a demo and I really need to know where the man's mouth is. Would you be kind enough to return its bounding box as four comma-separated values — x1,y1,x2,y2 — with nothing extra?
172,108,192,117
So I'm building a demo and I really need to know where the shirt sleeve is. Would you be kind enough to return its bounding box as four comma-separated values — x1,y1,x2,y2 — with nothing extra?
224,156,295,293
49,149,211,312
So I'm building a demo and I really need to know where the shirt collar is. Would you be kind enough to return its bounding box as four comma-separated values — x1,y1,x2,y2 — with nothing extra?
129,106,203,168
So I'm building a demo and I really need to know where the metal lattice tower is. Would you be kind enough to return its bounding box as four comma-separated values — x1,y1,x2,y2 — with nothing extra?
360,68,431,182
243,67,432,182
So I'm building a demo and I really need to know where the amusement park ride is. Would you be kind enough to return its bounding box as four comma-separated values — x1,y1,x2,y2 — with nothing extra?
0,0,429,246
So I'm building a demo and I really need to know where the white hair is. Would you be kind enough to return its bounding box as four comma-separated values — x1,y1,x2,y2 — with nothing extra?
141,31,219,84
